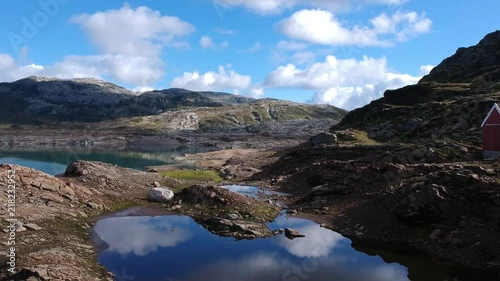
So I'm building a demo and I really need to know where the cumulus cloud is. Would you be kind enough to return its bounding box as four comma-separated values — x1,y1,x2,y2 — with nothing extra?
279,10,432,47
0,4,195,88
200,35,229,50
70,4,195,54
171,66,253,92
213,0,407,14
265,55,421,110
420,65,434,75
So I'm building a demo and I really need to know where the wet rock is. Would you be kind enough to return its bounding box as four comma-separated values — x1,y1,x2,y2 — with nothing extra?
202,217,274,239
148,187,174,202
285,228,305,239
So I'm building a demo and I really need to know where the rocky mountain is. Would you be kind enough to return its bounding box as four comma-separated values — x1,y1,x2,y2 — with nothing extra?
0,76,346,127
332,30,500,146
420,30,500,83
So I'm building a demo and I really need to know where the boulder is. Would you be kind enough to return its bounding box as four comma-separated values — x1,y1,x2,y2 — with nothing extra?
148,187,174,202
309,133,337,146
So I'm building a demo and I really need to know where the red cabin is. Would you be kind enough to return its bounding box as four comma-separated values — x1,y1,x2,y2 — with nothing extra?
482,103,500,158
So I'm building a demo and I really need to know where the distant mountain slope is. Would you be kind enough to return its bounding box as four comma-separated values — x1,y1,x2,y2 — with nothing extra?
0,76,347,128
332,30,500,145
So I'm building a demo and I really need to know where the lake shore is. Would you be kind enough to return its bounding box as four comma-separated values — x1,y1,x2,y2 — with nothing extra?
1,141,500,280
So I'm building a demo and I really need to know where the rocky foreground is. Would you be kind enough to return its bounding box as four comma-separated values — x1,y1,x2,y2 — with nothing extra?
0,159,284,281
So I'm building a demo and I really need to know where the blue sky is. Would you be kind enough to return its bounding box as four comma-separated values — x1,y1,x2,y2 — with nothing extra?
0,0,498,110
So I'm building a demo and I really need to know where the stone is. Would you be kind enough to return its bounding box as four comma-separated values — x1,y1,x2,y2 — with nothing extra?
40,182,59,192
41,193,64,204
153,181,162,187
309,133,337,146
148,187,174,202
86,202,102,210
429,229,442,240
285,228,305,239
25,223,42,231
224,213,240,220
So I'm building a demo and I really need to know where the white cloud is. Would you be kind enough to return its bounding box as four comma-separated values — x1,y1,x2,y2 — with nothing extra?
171,66,252,92
420,65,434,75
213,28,238,36
276,40,308,51
248,87,265,98
279,10,432,47
0,4,193,87
213,0,407,14
70,4,195,55
240,42,262,53
265,55,421,110
0,53,166,87
200,35,229,50
292,51,316,65
0,5,195,88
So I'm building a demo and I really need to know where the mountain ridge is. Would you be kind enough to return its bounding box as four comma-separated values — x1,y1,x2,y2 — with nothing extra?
0,76,347,127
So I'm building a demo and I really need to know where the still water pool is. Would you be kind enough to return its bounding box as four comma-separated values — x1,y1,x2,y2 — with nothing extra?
94,212,412,281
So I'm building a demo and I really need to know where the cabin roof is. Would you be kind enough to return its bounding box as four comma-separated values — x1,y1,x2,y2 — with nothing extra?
481,103,500,128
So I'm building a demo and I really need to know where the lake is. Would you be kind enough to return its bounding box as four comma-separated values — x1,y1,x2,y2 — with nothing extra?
0,145,211,175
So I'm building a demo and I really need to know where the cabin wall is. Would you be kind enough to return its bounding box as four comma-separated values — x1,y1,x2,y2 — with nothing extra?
483,126,500,151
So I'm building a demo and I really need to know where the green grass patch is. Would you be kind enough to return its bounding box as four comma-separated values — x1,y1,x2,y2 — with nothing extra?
161,169,223,182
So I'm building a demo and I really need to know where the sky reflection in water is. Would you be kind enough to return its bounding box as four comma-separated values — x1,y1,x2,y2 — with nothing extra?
94,214,409,281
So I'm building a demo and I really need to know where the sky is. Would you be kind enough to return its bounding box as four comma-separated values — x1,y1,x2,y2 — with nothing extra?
0,0,498,110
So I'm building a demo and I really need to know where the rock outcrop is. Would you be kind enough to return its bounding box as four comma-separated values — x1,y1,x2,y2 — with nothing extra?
420,30,500,84
332,30,500,146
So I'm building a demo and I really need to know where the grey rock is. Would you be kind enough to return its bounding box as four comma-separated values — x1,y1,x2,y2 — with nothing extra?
309,133,338,146
224,213,240,220
148,187,175,202
25,223,42,231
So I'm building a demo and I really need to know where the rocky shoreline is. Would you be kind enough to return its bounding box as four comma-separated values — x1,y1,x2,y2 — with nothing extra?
1,137,500,280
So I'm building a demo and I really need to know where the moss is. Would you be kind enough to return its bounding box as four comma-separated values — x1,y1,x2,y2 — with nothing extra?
254,205,279,221
160,169,224,192
161,169,222,181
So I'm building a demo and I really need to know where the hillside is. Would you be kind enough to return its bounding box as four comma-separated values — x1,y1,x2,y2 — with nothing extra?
332,30,500,146
0,76,346,129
